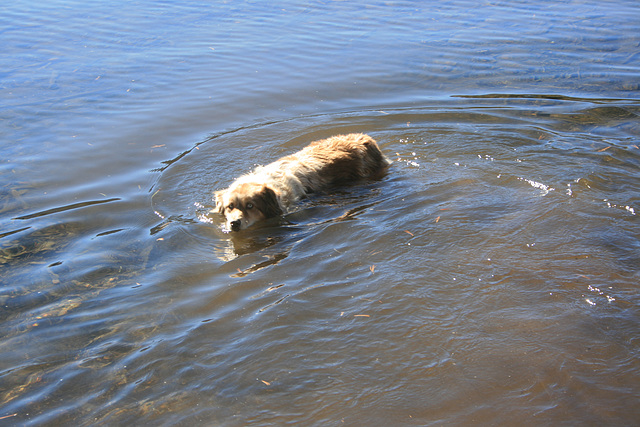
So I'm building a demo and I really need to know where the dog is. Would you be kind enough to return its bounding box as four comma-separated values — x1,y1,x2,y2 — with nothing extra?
213,133,390,231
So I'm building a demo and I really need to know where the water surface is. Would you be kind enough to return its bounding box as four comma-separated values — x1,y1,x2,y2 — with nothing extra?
1,0,639,425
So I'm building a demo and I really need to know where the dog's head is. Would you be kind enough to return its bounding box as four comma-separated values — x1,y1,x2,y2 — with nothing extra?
214,182,282,231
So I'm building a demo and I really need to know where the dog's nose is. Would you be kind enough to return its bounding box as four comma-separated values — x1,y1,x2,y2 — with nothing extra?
230,220,241,231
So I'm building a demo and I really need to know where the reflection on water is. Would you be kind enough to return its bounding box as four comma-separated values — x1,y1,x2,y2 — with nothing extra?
2,0,640,425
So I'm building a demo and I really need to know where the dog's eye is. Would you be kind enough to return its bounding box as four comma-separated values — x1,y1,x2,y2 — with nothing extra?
227,203,234,210
246,203,254,209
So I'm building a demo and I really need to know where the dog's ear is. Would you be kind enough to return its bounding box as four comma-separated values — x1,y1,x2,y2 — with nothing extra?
259,186,283,218
213,190,224,214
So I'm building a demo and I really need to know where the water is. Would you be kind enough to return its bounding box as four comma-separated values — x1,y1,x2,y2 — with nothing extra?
1,0,639,425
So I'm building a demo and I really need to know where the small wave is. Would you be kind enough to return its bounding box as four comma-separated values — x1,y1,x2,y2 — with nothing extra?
518,178,555,195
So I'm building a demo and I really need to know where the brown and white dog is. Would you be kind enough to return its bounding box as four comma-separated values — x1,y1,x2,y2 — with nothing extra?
214,133,390,231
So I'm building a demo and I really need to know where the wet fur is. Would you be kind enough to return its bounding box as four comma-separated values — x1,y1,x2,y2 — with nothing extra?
214,133,390,231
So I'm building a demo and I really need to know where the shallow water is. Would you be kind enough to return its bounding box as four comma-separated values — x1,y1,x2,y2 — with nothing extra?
1,0,639,425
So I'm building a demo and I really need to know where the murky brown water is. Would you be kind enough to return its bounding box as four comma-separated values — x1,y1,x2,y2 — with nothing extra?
1,1,639,425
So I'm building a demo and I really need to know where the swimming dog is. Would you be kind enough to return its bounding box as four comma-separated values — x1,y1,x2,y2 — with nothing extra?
214,133,389,231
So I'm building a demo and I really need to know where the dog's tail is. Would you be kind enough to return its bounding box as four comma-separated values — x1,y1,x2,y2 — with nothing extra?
357,134,391,179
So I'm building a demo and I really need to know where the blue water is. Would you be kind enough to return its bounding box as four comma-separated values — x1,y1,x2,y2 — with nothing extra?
1,0,639,425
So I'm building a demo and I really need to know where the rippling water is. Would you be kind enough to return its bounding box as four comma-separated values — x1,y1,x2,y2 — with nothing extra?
1,0,639,425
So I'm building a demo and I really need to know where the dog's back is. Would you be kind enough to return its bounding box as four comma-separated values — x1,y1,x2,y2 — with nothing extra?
288,133,390,187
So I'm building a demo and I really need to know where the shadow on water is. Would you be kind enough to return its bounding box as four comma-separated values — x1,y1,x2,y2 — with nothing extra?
11,198,121,221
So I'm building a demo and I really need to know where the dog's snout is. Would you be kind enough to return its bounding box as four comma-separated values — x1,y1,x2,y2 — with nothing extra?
230,219,241,231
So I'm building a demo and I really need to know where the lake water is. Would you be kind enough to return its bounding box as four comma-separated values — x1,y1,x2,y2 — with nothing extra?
1,0,639,425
